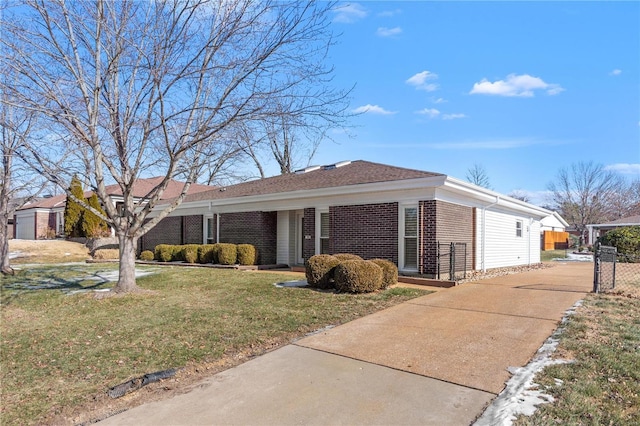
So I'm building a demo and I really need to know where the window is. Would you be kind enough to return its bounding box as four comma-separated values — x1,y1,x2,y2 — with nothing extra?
206,217,215,244
320,212,330,254
516,220,523,237
403,207,418,269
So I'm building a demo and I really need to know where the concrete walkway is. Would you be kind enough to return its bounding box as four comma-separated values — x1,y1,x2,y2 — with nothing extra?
98,262,592,426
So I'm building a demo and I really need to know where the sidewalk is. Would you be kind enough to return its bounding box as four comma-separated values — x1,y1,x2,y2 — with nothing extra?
98,262,593,425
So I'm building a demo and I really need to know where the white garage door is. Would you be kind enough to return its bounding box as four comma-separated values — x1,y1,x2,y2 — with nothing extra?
15,214,35,240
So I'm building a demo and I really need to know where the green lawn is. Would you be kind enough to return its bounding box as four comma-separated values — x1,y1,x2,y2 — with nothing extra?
515,294,640,425
1,264,430,425
540,249,570,262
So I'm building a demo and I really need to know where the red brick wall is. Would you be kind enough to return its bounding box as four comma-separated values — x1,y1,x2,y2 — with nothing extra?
35,212,56,239
419,200,474,275
183,215,203,245
220,211,277,264
141,216,183,252
303,208,315,261
329,202,399,263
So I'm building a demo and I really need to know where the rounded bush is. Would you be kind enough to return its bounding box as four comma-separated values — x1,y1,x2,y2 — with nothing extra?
334,260,383,293
198,244,218,264
181,244,200,264
370,259,398,289
305,254,340,289
237,244,257,265
599,226,640,259
333,253,363,262
139,250,154,261
217,243,237,265
155,244,174,262
171,245,184,262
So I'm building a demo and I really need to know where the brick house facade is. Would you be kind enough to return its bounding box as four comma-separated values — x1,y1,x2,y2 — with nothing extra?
129,161,555,274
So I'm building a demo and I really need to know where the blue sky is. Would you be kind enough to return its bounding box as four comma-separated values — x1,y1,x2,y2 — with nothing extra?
307,1,640,205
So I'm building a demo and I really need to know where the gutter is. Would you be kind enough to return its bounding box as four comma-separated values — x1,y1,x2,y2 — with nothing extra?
481,196,500,272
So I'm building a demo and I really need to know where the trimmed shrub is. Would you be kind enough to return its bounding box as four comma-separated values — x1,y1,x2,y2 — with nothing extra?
305,254,341,289
139,250,154,261
370,259,398,289
599,226,640,261
333,253,363,262
237,244,258,265
155,244,174,262
198,244,218,264
170,245,184,261
217,243,237,265
181,244,200,264
334,260,383,293
93,249,120,260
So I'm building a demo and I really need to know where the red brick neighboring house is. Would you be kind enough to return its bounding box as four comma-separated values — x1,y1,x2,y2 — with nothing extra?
14,178,214,240
145,160,560,276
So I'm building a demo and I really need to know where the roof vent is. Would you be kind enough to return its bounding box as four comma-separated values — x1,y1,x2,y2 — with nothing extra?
322,160,351,170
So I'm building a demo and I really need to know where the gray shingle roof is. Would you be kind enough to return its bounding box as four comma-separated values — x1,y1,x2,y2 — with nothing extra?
184,160,444,203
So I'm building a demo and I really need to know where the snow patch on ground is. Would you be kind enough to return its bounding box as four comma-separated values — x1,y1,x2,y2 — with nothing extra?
474,300,582,426
554,252,593,262
274,280,308,288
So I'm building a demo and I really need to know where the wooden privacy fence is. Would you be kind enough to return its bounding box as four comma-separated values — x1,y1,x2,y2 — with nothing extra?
541,230,569,251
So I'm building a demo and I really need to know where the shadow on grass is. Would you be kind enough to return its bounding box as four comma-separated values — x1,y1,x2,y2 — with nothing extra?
1,267,113,306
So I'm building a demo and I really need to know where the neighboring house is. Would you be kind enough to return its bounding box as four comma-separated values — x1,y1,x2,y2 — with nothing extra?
587,215,640,245
144,160,563,276
540,212,568,232
14,178,214,240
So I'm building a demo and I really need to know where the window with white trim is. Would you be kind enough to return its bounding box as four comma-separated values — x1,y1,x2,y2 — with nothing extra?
206,217,215,244
516,220,523,238
320,212,330,254
403,206,418,269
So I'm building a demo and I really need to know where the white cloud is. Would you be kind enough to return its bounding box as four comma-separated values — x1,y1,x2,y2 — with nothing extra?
442,113,467,120
415,108,440,118
332,3,367,23
609,69,622,76
406,70,439,92
432,97,447,104
470,74,564,97
415,109,467,120
377,9,402,17
352,104,396,115
376,26,402,37
604,163,640,174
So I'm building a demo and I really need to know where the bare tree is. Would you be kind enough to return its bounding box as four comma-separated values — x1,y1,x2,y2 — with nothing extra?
547,161,625,246
0,84,52,274
2,0,347,292
508,190,531,203
466,163,492,189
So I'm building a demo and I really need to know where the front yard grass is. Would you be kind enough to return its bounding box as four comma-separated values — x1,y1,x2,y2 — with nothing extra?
1,264,430,425
515,294,640,425
540,249,569,262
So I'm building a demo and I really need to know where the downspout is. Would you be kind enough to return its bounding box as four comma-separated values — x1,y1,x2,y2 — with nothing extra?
528,217,533,265
481,196,500,273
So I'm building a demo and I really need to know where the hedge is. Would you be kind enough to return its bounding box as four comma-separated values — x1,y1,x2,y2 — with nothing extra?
237,244,258,266
306,254,341,289
181,244,200,264
217,243,238,265
139,250,154,261
370,259,398,289
334,260,383,293
152,243,256,265
198,244,218,264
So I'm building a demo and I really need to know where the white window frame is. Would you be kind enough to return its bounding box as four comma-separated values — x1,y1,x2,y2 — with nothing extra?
315,209,329,255
204,214,215,244
399,204,419,272
516,220,523,238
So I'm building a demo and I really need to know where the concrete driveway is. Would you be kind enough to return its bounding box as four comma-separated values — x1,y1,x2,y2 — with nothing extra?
98,262,593,426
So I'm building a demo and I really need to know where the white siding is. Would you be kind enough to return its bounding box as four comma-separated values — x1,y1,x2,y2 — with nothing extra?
276,211,291,265
477,209,540,270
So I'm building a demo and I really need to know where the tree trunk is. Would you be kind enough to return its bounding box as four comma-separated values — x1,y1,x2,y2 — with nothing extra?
113,234,140,293
0,218,13,275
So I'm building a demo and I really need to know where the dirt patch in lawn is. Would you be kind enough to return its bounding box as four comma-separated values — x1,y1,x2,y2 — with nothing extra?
9,239,91,264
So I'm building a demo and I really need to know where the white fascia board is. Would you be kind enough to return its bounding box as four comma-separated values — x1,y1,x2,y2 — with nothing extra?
161,175,448,214
441,177,553,219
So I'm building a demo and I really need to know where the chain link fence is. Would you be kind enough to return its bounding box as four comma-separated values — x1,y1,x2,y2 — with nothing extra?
593,243,640,298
